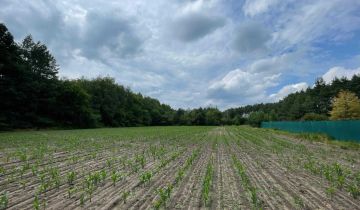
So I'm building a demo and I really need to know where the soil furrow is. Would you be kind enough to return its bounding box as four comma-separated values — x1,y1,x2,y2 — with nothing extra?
169,145,210,209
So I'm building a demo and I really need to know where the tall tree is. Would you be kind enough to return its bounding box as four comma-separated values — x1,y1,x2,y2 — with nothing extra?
20,35,58,79
329,90,360,120
205,108,222,125
0,23,23,128
19,35,59,127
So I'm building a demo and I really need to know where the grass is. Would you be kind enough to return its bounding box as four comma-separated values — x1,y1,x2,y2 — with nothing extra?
274,130,360,150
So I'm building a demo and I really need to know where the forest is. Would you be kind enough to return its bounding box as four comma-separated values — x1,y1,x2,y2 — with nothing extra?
1,23,360,130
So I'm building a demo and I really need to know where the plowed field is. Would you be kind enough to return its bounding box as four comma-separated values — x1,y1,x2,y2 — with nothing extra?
0,126,359,209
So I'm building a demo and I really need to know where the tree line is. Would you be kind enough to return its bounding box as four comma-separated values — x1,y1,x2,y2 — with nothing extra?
1,23,360,130
0,23,222,129
224,77,360,126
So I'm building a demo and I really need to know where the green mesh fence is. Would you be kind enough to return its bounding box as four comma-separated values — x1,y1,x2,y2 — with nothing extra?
261,120,360,142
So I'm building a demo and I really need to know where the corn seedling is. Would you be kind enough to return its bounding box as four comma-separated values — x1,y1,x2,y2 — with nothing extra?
154,184,173,209
347,184,359,199
100,169,107,182
136,154,146,168
31,164,38,176
326,186,336,198
106,159,113,168
50,168,61,189
122,191,131,204
139,171,152,185
202,161,213,207
131,162,140,173
249,187,262,208
33,195,40,210
111,171,123,186
68,187,77,198
0,166,5,176
20,179,26,189
233,155,262,209
0,192,8,210
38,182,49,195
86,183,95,202
293,195,305,209
67,171,76,186
80,193,85,206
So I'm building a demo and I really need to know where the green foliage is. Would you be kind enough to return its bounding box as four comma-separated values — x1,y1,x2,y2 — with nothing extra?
135,154,146,168
0,192,8,210
202,161,214,206
67,171,77,186
248,111,266,127
111,171,123,186
301,113,328,121
205,108,222,125
80,193,85,206
0,166,5,176
330,90,360,120
68,187,77,198
293,195,305,209
247,111,277,127
153,184,173,209
0,24,176,129
139,171,152,185
249,187,261,208
347,184,360,199
100,169,107,182
2,22,360,129
286,132,359,149
224,77,360,123
325,186,336,198
232,155,262,209
122,191,131,204
33,195,40,210
106,159,113,168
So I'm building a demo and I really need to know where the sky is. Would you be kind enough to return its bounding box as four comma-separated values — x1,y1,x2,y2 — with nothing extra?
1,0,360,109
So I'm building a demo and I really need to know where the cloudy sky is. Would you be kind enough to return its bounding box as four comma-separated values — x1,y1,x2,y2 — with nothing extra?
1,0,360,109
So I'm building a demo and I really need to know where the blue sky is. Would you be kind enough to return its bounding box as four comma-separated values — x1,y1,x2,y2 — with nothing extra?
1,0,360,109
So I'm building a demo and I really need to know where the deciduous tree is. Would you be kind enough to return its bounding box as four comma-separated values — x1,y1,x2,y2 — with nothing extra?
330,90,360,120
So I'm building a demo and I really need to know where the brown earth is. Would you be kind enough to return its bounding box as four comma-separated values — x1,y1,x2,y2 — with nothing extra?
0,126,359,209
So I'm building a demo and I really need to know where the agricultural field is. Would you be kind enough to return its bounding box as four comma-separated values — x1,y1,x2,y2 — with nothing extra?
0,126,359,210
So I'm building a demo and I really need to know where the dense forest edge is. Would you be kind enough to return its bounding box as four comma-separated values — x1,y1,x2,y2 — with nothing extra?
1,23,360,130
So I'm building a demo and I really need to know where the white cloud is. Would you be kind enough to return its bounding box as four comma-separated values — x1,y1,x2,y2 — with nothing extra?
58,49,111,79
206,48,308,106
322,66,360,83
207,69,280,104
273,0,360,48
243,0,280,17
181,0,211,14
269,82,308,101
248,52,302,74
1,0,360,109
